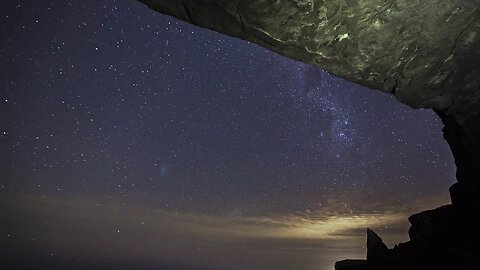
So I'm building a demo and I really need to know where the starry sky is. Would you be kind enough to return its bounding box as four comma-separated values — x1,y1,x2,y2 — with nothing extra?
0,1,456,270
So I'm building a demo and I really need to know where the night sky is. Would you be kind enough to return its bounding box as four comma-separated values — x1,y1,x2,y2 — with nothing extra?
0,1,456,270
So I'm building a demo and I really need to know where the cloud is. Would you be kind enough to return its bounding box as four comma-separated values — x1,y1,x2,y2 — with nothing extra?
0,191,450,270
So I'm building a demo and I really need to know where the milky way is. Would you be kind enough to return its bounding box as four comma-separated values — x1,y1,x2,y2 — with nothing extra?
0,1,456,269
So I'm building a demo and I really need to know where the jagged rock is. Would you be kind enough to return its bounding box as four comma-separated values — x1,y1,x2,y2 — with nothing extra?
366,229,389,262
408,205,456,243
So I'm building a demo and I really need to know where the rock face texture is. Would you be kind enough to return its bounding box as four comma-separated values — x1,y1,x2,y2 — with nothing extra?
136,0,480,268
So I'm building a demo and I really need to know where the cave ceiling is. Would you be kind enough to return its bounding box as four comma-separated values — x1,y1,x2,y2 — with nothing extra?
138,0,480,183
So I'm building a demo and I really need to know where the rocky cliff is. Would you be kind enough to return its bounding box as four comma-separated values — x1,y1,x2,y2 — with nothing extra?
136,0,480,268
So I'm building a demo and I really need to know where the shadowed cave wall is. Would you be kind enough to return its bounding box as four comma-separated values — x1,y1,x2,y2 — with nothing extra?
136,0,480,269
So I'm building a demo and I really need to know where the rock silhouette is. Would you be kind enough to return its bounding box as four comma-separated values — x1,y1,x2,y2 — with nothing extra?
366,229,389,262
336,188,480,270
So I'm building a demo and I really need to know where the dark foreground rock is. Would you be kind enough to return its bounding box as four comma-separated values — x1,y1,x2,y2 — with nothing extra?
336,191,480,270
366,229,389,262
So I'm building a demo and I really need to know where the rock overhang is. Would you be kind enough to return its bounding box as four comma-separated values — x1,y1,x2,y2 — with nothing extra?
136,0,480,189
